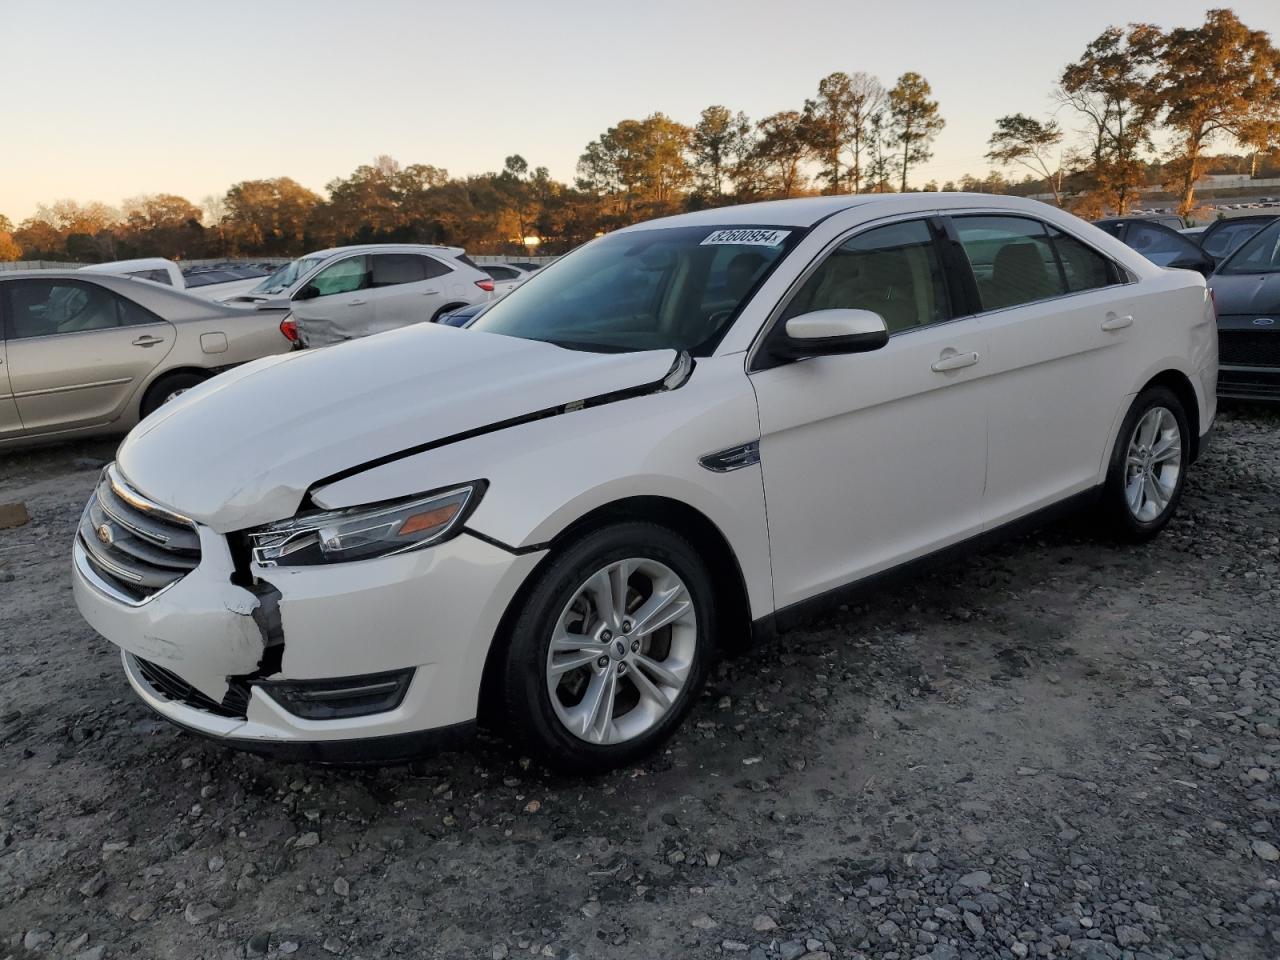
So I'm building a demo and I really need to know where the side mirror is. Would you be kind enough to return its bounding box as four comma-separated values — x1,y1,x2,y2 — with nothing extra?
1169,254,1215,278
294,284,320,301
766,309,890,363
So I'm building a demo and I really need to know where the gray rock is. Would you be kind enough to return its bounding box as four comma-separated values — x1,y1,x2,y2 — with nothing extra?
24,930,52,950
1251,839,1280,861
959,870,992,889
184,902,219,925
963,911,985,938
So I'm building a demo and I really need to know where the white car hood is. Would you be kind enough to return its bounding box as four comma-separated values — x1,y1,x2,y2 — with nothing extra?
117,323,677,532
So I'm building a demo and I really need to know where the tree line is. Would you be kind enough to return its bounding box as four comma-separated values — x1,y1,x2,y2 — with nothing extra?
987,8,1280,217
0,7,1276,263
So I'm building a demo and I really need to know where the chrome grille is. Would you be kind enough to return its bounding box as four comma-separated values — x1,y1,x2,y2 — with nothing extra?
76,465,200,604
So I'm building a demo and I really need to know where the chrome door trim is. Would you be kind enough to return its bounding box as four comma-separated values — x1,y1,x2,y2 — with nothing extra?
13,376,131,399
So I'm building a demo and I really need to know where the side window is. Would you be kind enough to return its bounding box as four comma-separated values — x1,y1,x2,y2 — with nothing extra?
371,254,428,287
484,266,519,281
782,219,951,334
953,216,1064,311
1049,228,1115,293
421,256,452,279
115,292,165,327
307,256,369,297
3,280,124,339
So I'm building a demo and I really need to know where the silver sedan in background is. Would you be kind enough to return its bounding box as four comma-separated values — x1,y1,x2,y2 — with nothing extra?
0,271,293,448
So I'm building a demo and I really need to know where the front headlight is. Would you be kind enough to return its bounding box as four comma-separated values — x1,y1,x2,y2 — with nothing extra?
248,483,482,567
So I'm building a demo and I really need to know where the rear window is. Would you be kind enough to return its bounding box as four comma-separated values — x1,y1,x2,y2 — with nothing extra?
1219,220,1280,275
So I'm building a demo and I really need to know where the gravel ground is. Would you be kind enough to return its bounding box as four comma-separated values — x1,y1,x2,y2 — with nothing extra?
2,404,1279,960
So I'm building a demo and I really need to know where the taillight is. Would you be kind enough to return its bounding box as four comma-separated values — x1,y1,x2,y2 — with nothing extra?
475,279,495,293
280,317,299,343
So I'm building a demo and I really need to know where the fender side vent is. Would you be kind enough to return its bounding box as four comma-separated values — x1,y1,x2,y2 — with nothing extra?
700,441,761,473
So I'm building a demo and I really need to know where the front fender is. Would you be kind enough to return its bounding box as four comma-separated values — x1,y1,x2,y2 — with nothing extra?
311,356,775,619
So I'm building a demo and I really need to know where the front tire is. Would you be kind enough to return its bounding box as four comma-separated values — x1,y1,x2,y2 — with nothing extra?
1099,385,1190,541
499,523,715,773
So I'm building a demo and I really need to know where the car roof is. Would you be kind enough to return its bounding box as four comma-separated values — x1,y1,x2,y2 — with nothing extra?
304,243,466,260
623,193,1066,232
79,257,176,273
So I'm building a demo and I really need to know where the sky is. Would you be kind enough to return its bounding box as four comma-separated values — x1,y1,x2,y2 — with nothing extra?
2,0,1278,223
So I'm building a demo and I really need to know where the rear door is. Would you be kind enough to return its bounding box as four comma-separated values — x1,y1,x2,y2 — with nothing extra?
2,278,175,436
0,319,23,439
369,253,455,330
944,214,1142,525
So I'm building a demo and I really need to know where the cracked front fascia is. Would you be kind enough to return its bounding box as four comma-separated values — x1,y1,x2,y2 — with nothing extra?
246,580,285,676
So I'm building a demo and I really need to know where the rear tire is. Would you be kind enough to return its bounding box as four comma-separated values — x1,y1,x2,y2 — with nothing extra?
1099,385,1190,542
498,523,716,773
140,372,208,419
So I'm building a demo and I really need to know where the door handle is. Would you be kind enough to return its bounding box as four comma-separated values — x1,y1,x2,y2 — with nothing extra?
931,351,980,372
348,298,367,306
1100,313,1133,331
132,335,165,347
421,288,441,295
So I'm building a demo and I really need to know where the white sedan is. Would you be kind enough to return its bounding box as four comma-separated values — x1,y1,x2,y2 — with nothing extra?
72,194,1217,772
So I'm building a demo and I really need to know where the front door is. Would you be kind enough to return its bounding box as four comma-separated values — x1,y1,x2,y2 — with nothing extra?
749,218,990,610
291,255,373,345
0,338,23,439
1,278,174,436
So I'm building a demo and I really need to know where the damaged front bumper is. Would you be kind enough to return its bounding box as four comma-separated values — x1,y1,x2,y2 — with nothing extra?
73,523,544,760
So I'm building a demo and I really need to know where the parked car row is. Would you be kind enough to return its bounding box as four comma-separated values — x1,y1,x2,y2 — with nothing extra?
1099,214,1280,402
0,271,293,446
69,193,1219,772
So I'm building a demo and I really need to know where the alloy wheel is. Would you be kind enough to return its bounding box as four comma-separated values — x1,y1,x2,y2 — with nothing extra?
545,558,697,745
1124,405,1182,523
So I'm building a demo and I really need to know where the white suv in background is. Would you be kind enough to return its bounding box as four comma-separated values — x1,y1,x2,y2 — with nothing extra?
231,244,494,347
72,194,1217,773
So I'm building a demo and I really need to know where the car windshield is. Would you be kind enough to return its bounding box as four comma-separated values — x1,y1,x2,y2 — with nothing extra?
249,256,326,295
468,225,799,354
1219,220,1280,275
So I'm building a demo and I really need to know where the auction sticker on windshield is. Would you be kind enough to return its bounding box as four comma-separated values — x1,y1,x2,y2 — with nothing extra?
701,228,791,247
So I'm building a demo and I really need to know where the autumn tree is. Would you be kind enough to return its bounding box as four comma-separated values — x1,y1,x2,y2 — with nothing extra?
986,114,1065,205
1154,9,1280,215
865,110,895,192
577,113,693,220
0,229,19,261
749,111,810,198
689,105,753,204
888,72,944,191
121,193,204,258
222,177,321,254
1058,24,1161,215
800,71,886,194
802,72,858,194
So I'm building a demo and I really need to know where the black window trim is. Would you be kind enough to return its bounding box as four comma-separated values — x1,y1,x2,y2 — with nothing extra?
0,277,167,343
748,212,967,373
941,212,1131,318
